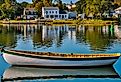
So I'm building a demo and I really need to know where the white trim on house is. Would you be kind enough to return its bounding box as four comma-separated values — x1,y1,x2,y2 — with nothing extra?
113,7,121,18
23,8,38,19
42,7,68,19
115,7,121,14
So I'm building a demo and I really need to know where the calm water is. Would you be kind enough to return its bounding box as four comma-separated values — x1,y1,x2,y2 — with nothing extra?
0,24,121,53
0,24,121,81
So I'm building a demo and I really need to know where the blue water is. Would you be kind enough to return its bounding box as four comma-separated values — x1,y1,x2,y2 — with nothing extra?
19,78,121,82
0,25,121,54
113,56,121,77
0,24,121,81
0,47,121,81
0,56,10,80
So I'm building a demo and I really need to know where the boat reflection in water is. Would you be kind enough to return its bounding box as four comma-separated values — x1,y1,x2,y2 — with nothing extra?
2,66,119,81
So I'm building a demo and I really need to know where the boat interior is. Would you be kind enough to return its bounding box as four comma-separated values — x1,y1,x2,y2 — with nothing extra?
4,49,120,58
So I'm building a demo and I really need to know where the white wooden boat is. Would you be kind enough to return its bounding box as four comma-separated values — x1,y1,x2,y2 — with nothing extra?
2,49,120,68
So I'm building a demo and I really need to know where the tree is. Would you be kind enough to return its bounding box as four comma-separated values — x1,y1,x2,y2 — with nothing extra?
0,0,18,19
35,1,43,17
53,0,65,10
0,3,14,19
76,0,88,14
33,0,53,17
0,26,17,48
14,3,23,17
76,0,114,18
15,2,30,17
20,1,29,8
99,0,113,17
33,0,53,7
0,0,4,4
43,0,52,7
32,0,42,6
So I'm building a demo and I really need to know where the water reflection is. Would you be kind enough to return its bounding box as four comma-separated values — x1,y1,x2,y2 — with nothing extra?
2,66,118,81
0,25,17,48
0,24,121,53
82,25,116,52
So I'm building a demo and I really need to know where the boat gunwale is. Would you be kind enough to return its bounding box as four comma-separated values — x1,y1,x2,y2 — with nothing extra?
3,50,120,61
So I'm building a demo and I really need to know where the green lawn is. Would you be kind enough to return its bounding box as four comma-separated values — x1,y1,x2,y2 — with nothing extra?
0,19,117,25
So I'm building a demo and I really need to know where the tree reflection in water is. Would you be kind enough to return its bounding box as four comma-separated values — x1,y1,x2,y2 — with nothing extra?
0,25,17,48
82,25,116,52
0,24,120,53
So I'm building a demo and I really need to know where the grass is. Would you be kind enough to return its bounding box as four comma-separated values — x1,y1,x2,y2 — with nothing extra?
77,19,117,25
53,19,117,25
1,20,37,24
53,20,76,24
0,19,118,25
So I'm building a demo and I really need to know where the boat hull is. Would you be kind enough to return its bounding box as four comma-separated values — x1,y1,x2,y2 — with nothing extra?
3,53,118,68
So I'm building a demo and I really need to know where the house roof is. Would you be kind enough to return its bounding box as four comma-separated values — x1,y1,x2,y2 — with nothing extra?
115,7,121,11
24,8,35,11
42,7,59,10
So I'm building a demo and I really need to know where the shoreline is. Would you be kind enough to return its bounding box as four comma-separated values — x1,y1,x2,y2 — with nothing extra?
0,19,118,25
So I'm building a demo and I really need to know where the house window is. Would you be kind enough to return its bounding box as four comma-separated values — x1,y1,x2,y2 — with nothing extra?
26,11,30,15
56,11,57,14
29,11,31,15
59,15,61,18
34,12,37,15
55,15,58,18
65,15,66,18
46,15,49,18
52,11,54,13
33,11,36,15
50,15,54,18
46,11,48,14
49,11,51,14
31,11,33,15
62,15,64,18
25,12,27,15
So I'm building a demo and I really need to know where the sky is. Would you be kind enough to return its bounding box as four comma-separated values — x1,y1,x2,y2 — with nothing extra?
16,0,78,3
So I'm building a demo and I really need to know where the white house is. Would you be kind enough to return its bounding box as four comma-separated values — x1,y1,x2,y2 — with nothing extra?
42,7,68,19
68,11,77,19
115,7,121,14
114,7,121,18
23,8,38,19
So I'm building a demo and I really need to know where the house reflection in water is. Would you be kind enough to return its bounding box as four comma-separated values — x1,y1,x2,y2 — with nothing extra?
34,25,68,48
0,24,121,53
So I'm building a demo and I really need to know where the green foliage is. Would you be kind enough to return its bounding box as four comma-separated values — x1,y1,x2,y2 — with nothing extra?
76,0,114,18
0,3,14,19
53,0,67,10
0,0,119,19
0,26,17,47
35,1,43,16
56,0,63,10
43,0,52,7
20,2,29,8
33,0,53,17
33,0,52,7
84,26,111,51
0,0,4,4
0,0,16,19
